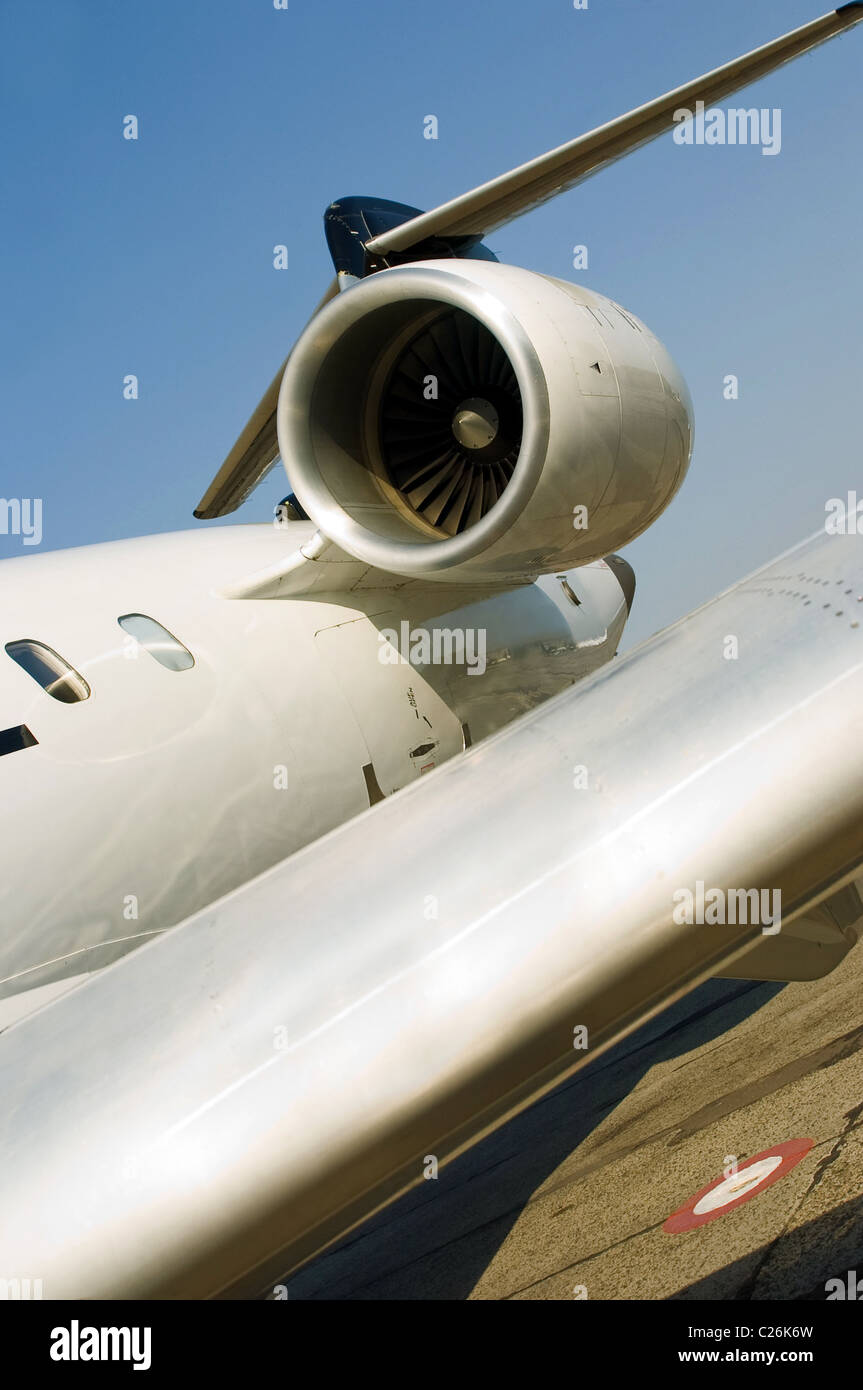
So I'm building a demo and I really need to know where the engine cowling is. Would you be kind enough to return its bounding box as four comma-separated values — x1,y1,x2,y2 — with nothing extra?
276,259,693,581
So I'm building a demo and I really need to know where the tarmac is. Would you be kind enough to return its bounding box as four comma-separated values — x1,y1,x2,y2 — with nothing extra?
291,939,863,1300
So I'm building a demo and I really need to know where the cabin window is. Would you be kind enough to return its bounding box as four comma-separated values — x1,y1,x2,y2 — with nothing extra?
118,614,195,672
5,640,91,703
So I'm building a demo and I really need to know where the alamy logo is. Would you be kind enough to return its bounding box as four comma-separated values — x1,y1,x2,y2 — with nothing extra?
0,1276,42,1299
673,102,782,156
672,881,782,935
826,1271,863,1300
378,622,487,676
50,1320,151,1371
0,497,42,546
825,493,863,534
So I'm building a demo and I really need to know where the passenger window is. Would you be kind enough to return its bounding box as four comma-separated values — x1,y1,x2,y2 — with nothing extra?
5,640,91,703
118,614,195,672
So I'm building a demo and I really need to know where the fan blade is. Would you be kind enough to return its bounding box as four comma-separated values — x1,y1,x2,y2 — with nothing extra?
445,469,476,534
382,417,452,443
404,458,456,509
394,452,457,491
423,458,467,527
464,474,486,530
476,323,497,384
427,316,471,394
454,311,481,384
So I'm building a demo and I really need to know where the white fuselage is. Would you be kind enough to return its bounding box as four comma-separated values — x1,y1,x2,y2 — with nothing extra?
0,520,630,1013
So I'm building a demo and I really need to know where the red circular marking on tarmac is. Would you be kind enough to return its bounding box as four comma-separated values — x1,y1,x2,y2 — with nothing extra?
663,1138,815,1234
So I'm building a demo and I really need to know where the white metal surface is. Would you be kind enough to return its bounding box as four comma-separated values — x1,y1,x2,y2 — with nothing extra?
0,523,628,1008
0,528,859,1297
277,262,692,578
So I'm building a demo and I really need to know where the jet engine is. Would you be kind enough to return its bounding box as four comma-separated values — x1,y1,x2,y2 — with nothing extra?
276,259,693,581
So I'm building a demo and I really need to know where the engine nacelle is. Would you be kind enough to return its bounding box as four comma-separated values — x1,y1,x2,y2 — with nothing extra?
276,260,693,581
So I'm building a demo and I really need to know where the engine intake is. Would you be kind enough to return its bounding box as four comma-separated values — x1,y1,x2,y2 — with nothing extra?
276,260,692,581
380,308,523,536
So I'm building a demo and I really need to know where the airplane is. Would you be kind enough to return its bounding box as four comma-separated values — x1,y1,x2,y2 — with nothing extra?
0,6,861,1298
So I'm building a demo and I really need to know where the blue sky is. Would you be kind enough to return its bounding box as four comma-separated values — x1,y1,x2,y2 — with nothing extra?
1,0,860,647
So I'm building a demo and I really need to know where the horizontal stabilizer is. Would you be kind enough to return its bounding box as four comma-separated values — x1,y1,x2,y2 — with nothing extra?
193,279,338,520
366,7,863,256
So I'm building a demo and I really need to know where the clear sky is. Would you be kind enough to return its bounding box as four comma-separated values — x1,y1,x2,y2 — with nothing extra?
1,0,861,647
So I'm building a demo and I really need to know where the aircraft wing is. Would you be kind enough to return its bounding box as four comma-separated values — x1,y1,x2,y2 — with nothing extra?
365,6,863,255
0,525,861,1297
